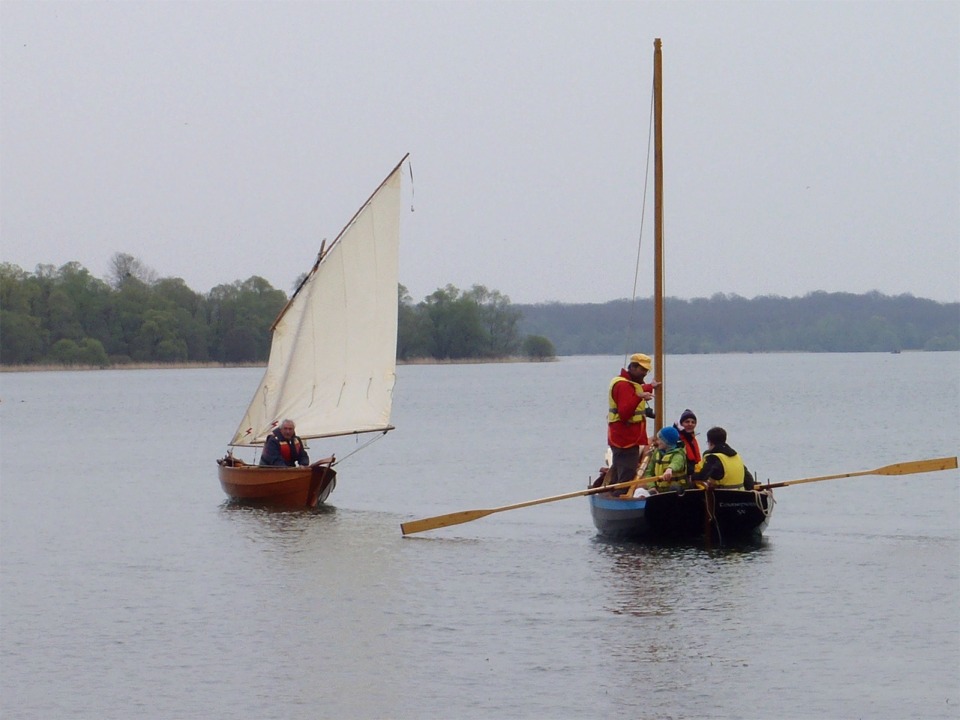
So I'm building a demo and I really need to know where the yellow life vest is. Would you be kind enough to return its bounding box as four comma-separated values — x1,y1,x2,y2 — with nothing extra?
705,451,746,488
607,376,647,424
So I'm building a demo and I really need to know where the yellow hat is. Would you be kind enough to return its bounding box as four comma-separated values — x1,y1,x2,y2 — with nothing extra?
629,353,652,370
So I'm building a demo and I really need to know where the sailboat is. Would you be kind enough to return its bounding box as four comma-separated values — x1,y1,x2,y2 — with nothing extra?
392,67,956,538
587,41,774,543
217,155,408,507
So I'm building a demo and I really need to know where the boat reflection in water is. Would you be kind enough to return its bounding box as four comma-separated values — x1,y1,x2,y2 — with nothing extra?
589,535,770,620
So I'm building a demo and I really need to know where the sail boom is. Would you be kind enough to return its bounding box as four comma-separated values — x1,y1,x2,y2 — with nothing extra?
228,425,396,448
302,424,396,441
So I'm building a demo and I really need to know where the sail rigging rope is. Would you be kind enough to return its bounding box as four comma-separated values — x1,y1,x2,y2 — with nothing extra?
407,158,415,212
332,429,391,466
704,486,722,546
621,75,657,365
754,488,776,515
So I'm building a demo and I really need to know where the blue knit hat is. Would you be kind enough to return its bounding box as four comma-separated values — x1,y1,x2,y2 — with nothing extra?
658,426,680,447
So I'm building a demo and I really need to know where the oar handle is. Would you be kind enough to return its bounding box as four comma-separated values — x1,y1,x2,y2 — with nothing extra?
505,474,666,509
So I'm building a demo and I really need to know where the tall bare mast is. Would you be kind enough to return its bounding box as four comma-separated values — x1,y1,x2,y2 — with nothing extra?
653,38,665,432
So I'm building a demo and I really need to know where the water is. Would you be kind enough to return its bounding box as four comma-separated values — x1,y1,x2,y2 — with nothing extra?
2,353,958,719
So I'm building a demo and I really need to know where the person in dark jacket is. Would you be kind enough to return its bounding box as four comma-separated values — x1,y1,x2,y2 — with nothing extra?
259,418,310,467
690,426,754,490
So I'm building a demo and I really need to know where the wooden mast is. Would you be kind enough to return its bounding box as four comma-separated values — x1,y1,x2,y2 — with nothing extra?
653,38,665,433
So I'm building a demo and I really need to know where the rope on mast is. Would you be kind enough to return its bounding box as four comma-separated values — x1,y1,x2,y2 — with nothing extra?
622,70,657,366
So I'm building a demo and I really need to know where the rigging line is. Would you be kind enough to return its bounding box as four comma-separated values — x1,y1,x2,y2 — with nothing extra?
704,486,722,546
333,429,390,465
407,158,415,212
622,74,656,364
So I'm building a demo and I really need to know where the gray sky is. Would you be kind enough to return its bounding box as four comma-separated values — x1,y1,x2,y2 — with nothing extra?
2,1,958,304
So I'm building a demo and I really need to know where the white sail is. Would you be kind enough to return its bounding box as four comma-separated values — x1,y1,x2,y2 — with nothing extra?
228,160,404,447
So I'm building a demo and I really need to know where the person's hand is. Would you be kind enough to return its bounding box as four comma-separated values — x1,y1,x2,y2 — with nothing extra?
648,380,661,388
639,391,654,401
662,469,673,482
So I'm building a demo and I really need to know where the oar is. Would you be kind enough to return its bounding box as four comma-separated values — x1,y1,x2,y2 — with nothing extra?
761,456,958,490
400,474,668,536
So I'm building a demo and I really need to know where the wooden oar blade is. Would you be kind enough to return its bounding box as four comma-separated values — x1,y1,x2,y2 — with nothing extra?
876,456,957,476
401,509,494,536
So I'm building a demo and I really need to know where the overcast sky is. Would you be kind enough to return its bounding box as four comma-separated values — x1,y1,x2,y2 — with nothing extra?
1,1,957,305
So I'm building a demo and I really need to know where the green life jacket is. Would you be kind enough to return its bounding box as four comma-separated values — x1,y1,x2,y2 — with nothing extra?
651,447,686,488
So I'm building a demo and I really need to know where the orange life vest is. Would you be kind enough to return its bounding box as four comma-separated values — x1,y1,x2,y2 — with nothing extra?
278,437,303,464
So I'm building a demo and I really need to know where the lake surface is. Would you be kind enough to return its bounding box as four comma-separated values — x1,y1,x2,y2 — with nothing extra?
1,352,958,719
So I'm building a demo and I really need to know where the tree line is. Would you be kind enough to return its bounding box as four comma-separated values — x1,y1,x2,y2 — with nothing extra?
516,292,959,355
0,256,555,366
2,256,956,368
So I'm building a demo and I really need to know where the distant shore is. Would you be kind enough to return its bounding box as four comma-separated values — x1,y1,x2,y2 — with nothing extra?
0,361,262,373
0,357,555,373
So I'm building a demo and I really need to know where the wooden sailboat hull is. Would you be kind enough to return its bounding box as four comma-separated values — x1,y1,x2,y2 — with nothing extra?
588,487,774,543
216,461,337,508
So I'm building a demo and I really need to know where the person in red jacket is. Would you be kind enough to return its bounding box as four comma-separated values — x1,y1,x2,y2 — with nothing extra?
606,353,660,485
673,408,702,477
